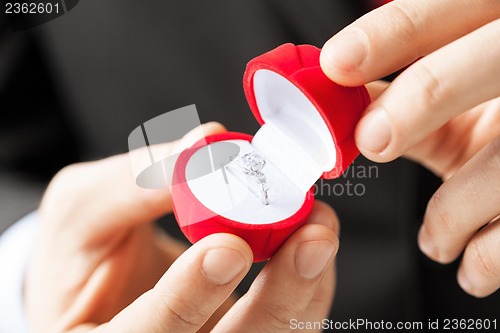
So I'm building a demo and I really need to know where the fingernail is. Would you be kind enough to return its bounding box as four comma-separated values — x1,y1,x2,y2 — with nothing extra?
418,226,437,259
457,267,473,294
202,248,246,285
323,29,368,72
295,240,336,279
357,108,391,153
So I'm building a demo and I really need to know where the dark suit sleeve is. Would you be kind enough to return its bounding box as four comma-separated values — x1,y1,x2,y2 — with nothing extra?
0,25,80,233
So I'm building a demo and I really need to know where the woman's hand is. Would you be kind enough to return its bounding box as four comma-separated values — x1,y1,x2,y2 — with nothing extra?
25,122,339,333
320,0,500,297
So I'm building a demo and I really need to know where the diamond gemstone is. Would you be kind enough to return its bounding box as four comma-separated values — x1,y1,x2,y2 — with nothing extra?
240,152,266,174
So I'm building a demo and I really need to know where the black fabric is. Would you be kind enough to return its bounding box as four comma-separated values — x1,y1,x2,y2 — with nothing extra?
1,0,498,329
0,28,80,228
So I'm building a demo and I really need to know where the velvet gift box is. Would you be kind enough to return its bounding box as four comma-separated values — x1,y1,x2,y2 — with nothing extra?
172,43,370,262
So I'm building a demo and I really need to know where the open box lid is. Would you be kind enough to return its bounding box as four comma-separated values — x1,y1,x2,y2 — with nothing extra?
243,43,370,181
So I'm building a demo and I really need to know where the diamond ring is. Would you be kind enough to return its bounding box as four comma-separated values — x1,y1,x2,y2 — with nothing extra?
239,151,269,205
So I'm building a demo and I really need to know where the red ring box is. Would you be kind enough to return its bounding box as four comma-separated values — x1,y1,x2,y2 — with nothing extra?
172,43,370,262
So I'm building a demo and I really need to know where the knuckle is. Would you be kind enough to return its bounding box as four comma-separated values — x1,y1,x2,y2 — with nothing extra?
475,137,500,194
157,294,208,329
50,163,84,189
426,189,459,235
468,236,500,279
487,137,500,171
39,161,105,230
40,163,87,211
491,136,500,152
261,301,302,331
406,62,453,112
384,2,419,42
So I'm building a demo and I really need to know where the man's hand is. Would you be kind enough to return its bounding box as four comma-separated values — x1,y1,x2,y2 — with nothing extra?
25,122,339,333
320,0,500,297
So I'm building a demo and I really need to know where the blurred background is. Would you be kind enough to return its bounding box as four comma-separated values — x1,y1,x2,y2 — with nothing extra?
0,0,498,329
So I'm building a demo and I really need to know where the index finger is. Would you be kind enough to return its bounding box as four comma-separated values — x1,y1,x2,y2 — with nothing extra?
40,122,226,243
95,233,253,333
319,0,500,86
